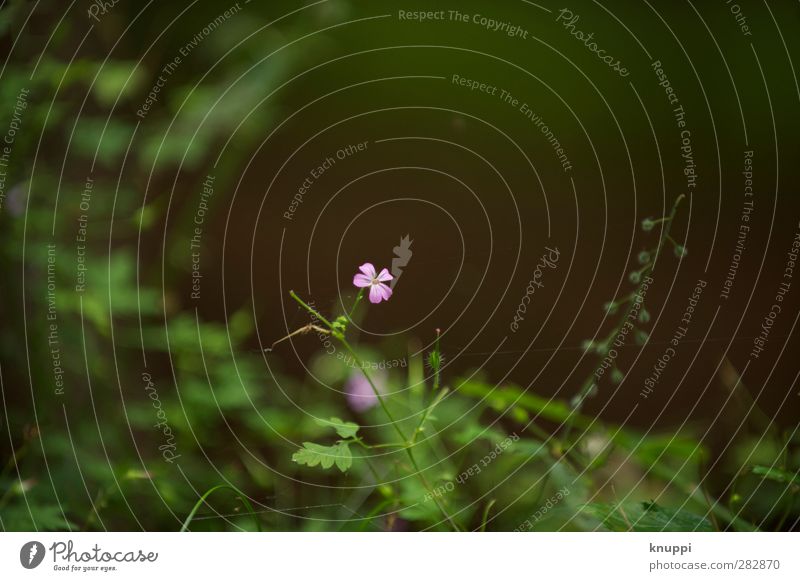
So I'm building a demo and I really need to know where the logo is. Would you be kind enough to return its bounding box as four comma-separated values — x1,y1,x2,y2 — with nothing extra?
390,234,413,289
20,541,45,569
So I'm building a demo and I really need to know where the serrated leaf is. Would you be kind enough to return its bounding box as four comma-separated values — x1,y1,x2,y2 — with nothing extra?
315,417,359,439
292,441,353,473
292,442,328,468
334,443,352,472
582,501,713,532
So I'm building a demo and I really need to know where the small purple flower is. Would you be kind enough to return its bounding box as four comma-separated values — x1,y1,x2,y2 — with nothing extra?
353,262,393,304
345,369,387,412
5,183,27,217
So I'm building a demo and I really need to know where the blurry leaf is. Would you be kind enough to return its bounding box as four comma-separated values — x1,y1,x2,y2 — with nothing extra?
1,504,77,531
72,118,134,165
398,477,453,524
292,442,352,472
455,378,576,425
122,469,152,481
133,204,158,229
93,62,144,105
751,466,799,486
622,433,705,468
511,406,530,422
240,454,274,488
536,458,591,505
582,501,713,532
228,309,253,341
315,417,359,439
0,0,21,36
310,352,348,384
451,423,506,446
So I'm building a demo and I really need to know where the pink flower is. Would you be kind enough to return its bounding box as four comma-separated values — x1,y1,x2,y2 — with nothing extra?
345,369,387,412
352,262,393,303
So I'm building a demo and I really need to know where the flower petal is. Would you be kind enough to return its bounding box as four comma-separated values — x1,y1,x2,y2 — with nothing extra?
376,268,393,282
345,370,387,412
377,283,393,301
358,263,376,278
368,284,383,303
353,273,372,288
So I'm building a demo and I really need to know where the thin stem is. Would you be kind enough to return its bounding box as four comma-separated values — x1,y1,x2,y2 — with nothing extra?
525,420,553,443
339,338,459,531
264,324,330,352
0,486,15,511
404,448,460,531
288,291,460,530
532,473,552,509
775,491,797,531
1,443,27,480
181,484,260,532
346,288,365,322
701,482,721,531
290,290,334,329
432,328,442,391
83,486,107,531
350,438,406,450
563,194,686,444
653,194,686,259
340,338,408,442
411,387,449,444
480,499,497,532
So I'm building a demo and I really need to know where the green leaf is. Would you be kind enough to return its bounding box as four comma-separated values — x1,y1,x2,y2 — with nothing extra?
451,423,506,446
582,501,713,532
293,443,331,468
455,378,576,425
751,465,800,486
334,443,352,472
1,504,77,531
292,442,352,473
93,62,144,105
315,417,359,439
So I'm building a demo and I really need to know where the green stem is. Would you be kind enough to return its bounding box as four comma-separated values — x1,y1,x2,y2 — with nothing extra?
290,290,334,329
341,338,408,442
432,328,442,391
525,420,553,443
83,486,108,531
404,448,460,531
340,338,459,531
181,484,261,532
411,387,449,444
357,498,395,531
775,492,797,531
350,438,407,450
532,473,553,509
563,194,686,444
288,292,460,531
479,499,497,532
1,443,27,481
347,288,365,322
653,194,686,257
0,487,15,511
